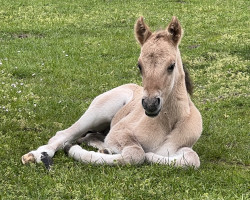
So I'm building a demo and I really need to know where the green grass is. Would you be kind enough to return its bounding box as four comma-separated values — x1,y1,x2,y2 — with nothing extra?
0,0,249,199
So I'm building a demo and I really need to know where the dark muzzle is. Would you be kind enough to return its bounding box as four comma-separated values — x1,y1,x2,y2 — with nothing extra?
142,97,161,117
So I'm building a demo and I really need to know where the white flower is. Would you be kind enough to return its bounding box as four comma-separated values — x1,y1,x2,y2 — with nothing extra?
32,73,36,76
11,83,17,88
17,90,22,93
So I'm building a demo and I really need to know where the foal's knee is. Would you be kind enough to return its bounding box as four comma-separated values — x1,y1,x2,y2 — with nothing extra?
121,145,145,165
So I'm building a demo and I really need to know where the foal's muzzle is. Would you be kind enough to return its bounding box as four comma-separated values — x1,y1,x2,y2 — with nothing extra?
142,97,162,117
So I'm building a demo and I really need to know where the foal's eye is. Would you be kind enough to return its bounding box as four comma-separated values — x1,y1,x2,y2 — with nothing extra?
137,63,142,73
167,63,175,72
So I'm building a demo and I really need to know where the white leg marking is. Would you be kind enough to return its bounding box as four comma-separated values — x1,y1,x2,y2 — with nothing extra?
68,145,122,165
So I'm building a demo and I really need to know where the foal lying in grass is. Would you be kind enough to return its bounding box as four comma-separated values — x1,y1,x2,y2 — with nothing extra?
22,16,202,169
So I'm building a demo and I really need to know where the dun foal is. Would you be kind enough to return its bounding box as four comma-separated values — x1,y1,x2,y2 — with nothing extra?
22,17,202,168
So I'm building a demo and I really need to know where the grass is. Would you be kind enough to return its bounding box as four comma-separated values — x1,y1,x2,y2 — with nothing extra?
0,0,249,199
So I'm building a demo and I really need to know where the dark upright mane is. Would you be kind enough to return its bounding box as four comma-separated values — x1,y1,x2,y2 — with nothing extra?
183,64,193,95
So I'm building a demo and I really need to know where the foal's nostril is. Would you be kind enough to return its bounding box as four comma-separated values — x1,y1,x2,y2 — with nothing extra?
156,98,161,106
142,98,146,109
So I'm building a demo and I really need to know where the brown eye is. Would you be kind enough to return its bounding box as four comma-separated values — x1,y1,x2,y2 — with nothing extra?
167,63,175,72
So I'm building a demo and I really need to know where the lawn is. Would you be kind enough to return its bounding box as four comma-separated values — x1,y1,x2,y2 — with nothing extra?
0,0,249,199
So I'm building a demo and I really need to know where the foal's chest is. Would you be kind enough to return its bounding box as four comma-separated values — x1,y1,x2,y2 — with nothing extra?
133,117,171,152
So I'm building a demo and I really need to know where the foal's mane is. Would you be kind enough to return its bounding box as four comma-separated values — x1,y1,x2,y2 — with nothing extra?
183,64,193,95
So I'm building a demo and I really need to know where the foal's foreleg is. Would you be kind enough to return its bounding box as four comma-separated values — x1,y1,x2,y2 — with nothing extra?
65,142,145,165
146,104,202,168
145,147,200,168
21,85,133,165
65,128,146,165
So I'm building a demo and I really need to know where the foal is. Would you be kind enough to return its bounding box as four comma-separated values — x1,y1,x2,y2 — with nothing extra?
22,17,202,168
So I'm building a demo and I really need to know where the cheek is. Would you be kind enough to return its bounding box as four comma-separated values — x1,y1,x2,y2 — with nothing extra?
169,73,175,91
162,73,175,93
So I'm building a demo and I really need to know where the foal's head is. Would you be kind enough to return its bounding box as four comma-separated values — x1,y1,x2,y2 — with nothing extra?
135,16,183,117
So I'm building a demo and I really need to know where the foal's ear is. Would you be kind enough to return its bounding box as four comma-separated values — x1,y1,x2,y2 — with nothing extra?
134,17,152,46
166,16,183,45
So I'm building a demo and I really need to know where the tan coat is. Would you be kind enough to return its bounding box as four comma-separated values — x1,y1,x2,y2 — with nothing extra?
22,17,202,168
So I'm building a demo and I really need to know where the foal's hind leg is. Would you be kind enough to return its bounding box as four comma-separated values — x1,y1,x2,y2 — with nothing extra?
22,85,134,165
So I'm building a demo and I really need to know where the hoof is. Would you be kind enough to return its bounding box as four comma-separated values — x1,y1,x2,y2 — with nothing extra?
64,143,73,155
22,153,35,164
41,152,53,170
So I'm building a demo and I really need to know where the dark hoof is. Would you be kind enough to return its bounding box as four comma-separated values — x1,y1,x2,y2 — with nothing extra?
64,144,73,156
41,152,53,171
